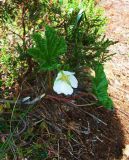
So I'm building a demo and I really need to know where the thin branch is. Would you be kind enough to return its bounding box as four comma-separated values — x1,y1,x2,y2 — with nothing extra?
8,29,23,40
0,94,45,105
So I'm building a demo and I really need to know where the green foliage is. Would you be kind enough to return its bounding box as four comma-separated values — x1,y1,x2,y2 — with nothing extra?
0,0,49,88
51,0,116,71
28,26,67,71
0,0,114,107
92,63,113,110
0,47,21,87
56,0,114,110
54,0,114,109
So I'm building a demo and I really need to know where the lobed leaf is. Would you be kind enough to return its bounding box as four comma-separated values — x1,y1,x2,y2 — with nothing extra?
28,26,67,71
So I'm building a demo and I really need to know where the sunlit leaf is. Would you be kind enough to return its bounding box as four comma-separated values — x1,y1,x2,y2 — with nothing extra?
92,63,113,110
28,26,67,71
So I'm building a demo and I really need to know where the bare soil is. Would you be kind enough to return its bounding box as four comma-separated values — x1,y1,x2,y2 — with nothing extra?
100,0,129,159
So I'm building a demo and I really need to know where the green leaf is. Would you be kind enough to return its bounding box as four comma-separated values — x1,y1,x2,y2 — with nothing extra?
92,63,113,110
59,0,63,5
45,26,66,57
0,80,2,87
28,26,67,71
75,9,84,27
28,48,44,61
32,33,47,53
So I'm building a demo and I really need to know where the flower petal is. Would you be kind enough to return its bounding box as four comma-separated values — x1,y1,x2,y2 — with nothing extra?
53,80,73,95
62,82,73,95
53,80,62,94
56,72,62,80
69,75,78,88
63,71,75,76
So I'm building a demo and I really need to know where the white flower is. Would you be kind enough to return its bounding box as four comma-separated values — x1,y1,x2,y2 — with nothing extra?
53,71,78,95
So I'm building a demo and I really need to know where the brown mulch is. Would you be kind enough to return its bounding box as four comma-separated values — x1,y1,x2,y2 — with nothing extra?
13,88,125,160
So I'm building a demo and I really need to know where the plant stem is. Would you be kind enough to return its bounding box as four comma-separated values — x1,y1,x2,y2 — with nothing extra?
21,2,26,51
48,71,52,90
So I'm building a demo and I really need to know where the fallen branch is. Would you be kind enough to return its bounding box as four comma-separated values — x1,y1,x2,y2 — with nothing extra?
0,94,45,105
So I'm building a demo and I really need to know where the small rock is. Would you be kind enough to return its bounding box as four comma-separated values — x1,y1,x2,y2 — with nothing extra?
123,145,129,157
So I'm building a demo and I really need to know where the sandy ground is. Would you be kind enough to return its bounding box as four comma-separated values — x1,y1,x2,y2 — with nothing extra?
99,0,129,158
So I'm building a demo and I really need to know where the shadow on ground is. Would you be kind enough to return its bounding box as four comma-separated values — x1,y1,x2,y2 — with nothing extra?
0,92,125,160
25,95,125,160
